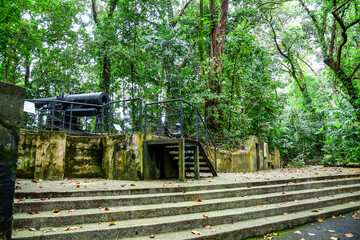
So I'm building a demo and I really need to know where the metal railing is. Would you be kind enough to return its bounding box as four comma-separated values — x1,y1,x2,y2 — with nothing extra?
144,99,217,168
22,98,142,135
22,97,216,167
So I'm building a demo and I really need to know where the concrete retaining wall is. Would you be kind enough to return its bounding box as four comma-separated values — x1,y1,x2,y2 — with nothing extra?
17,131,280,180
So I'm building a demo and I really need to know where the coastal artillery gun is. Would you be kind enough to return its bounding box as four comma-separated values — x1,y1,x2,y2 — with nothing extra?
27,92,110,132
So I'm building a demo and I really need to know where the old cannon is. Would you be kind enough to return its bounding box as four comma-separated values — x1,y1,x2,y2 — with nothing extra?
28,92,110,132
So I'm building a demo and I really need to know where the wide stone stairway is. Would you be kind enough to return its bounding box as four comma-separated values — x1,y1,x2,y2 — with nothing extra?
12,173,360,240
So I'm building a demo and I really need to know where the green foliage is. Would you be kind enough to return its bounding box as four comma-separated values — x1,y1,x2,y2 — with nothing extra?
1,0,359,161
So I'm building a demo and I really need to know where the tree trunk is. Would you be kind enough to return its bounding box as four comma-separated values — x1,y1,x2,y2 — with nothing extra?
205,0,230,130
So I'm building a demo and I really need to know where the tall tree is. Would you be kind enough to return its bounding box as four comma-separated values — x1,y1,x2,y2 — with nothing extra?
205,0,230,129
299,0,360,121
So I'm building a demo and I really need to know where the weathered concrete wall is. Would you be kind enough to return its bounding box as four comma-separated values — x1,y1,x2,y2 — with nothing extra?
17,132,281,180
65,135,103,178
216,136,280,173
34,131,66,180
102,134,143,180
17,131,37,178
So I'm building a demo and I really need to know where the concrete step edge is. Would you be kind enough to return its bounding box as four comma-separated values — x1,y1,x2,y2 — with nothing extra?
13,183,360,213
12,189,360,229
11,194,360,239
14,174,360,198
123,202,360,240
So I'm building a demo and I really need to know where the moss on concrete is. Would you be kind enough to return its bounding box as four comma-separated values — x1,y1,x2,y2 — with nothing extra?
65,135,103,178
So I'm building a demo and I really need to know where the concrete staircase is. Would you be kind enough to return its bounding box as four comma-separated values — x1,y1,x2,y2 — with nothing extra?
12,174,360,240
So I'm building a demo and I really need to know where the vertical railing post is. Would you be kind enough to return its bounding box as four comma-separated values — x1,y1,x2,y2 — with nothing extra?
38,110,43,130
195,108,198,142
100,106,104,136
158,106,163,136
139,99,143,133
51,102,55,131
144,104,147,140
215,146,217,171
180,100,184,138
108,103,112,135
69,103,73,134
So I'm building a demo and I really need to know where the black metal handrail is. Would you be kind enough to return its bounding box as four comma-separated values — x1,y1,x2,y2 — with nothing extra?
144,99,217,169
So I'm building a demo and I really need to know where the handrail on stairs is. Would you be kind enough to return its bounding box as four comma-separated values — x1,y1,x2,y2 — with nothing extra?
144,99,217,170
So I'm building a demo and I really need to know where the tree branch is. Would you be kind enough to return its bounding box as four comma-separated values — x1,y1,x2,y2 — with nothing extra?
332,0,350,13
91,0,99,25
350,62,360,79
171,0,192,28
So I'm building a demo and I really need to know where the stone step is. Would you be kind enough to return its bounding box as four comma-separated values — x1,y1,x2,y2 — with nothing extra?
13,185,360,229
12,193,360,239
13,178,360,213
123,201,360,240
14,174,360,199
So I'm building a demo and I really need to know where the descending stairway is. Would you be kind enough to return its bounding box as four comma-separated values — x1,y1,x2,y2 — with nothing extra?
143,138,217,181
12,174,360,240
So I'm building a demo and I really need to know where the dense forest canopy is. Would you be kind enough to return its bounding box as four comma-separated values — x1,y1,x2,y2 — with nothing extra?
1,0,359,165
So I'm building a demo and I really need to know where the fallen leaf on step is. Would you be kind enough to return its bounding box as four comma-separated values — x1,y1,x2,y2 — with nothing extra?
121,184,126,187
211,229,216,232
352,212,360,219
204,225,211,229
29,227,36,231
130,184,136,186
300,238,305,240
99,207,110,211
31,179,39,183
340,215,346,219
66,209,75,213
317,218,324,222
329,202,333,206
203,213,209,218
262,205,268,207
182,191,186,194
229,221,233,224
332,215,336,218
76,185,80,188
329,230,335,232
191,230,201,235
316,227,320,229
345,233,354,237
108,222,118,226
281,192,286,194
149,234,155,238
14,198,25,203
311,210,319,212
283,212,288,215
28,210,39,215
308,233,315,235
194,199,202,202
49,227,58,231
348,202,355,204
294,230,302,234
52,209,61,215
330,237,339,240
293,199,299,203
64,226,82,231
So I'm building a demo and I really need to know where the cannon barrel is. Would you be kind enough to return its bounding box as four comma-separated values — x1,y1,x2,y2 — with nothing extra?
64,92,110,105
28,92,110,109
